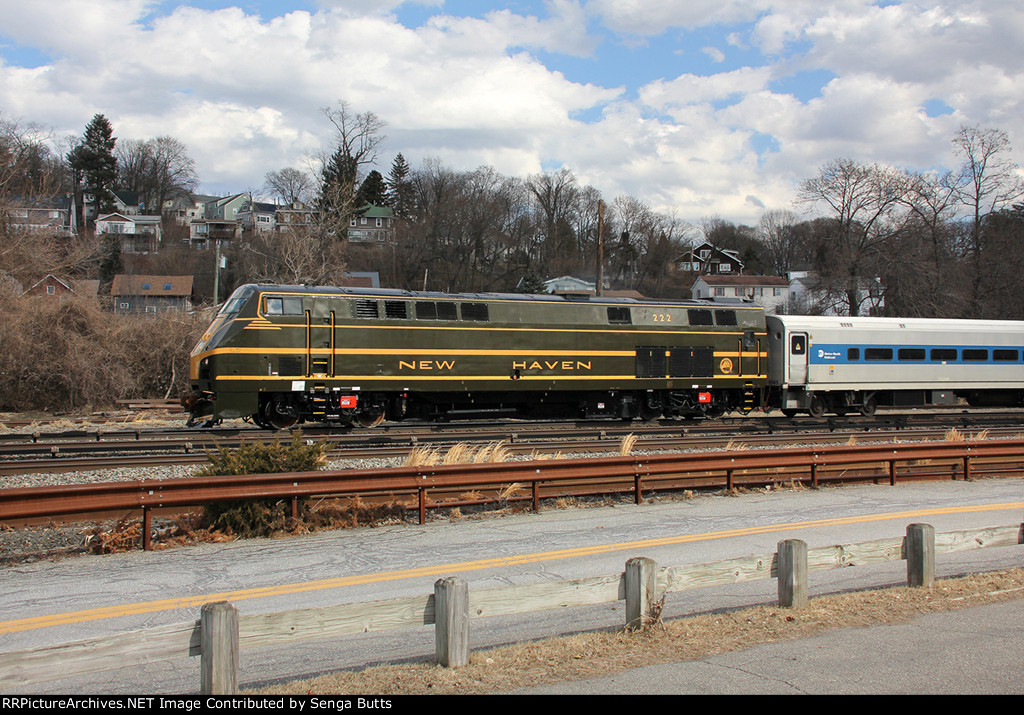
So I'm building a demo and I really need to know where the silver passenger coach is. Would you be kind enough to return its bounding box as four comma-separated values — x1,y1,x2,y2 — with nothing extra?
766,315,1024,417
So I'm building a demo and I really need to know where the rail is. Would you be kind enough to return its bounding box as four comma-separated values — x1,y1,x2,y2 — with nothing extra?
1,520,1021,693
3,438,1024,549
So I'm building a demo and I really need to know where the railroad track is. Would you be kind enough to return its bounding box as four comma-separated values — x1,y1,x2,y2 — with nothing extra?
2,410,1023,476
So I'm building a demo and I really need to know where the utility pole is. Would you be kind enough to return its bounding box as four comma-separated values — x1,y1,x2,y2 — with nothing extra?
596,200,604,297
213,242,226,305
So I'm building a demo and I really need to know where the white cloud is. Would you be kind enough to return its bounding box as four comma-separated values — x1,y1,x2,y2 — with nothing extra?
1,1,1022,226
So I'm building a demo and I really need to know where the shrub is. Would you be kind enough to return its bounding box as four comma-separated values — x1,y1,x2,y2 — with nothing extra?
196,432,333,538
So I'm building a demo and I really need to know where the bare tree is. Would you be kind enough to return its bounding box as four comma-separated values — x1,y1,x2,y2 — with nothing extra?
757,209,803,276
264,167,314,205
233,226,347,286
116,135,198,214
0,113,67,208
317,101,387,237
949,125,1024,314
797,158,908,315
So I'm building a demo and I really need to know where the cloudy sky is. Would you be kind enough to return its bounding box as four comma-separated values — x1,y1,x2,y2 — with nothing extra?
1,0,1022,225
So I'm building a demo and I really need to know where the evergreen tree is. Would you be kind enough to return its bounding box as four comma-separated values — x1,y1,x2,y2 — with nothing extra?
355,169,388,209
67,114,117,227
317,146,357,238
97,233,123,293
386,153,415,218
514,268,547,294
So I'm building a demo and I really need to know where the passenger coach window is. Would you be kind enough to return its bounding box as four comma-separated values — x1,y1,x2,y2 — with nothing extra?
930,348,957,361
847,348,860,361
607,307,632,324
898,348,926,361
962,349,988,361
993,349,1019,361
865,348,893,361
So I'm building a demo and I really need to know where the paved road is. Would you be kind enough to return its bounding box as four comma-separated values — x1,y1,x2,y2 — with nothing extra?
513,598,1024,694
2,478,1022,694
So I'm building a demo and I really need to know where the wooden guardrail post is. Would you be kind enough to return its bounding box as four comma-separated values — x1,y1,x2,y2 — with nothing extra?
906,523,935,589
434,577,469,667
200,601,239,695
777,539,808,609
625,557,658,630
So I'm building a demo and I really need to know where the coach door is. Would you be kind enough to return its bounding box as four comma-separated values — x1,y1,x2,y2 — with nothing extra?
788,332,808,385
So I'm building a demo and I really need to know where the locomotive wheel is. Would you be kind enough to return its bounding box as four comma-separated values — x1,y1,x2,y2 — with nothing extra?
261,400,298,430
356,409,386,428
639,393,664,421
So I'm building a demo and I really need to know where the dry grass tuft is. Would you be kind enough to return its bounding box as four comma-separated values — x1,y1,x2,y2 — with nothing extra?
619,433,638,456
406,441,515,467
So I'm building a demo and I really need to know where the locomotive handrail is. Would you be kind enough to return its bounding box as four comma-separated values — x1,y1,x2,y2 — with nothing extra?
3,438,1023,550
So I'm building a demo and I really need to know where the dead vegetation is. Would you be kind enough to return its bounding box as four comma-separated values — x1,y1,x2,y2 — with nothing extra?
404,441,514,466
251,568,1024,695
0,290,210,412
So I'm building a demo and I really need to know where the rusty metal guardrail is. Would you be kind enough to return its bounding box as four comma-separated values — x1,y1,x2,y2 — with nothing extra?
2,438,1023,550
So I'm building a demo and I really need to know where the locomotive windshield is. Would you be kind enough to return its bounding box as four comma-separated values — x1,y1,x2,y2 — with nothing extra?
218,284,256,316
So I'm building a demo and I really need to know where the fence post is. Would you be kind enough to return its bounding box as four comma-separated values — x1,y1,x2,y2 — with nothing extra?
777,539,808,609
906,523,935,589
624,557,658,630
434,577,469,667
200,601,239,695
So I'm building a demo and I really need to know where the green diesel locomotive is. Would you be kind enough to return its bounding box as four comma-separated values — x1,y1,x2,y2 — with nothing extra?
187,284,768,428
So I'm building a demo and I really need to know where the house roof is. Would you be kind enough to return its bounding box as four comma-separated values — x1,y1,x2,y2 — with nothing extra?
96,213,161,224
23,274,73,295
359,204,394,218
696,275,789,287
110,275,194,297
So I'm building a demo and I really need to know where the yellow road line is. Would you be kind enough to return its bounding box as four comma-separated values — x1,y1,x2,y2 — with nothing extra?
2,501,1021,634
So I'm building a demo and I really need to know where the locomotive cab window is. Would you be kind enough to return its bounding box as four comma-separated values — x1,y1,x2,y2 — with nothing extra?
264,296,303,315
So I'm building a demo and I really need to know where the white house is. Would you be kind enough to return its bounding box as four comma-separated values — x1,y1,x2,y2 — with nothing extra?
692,275,790,314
